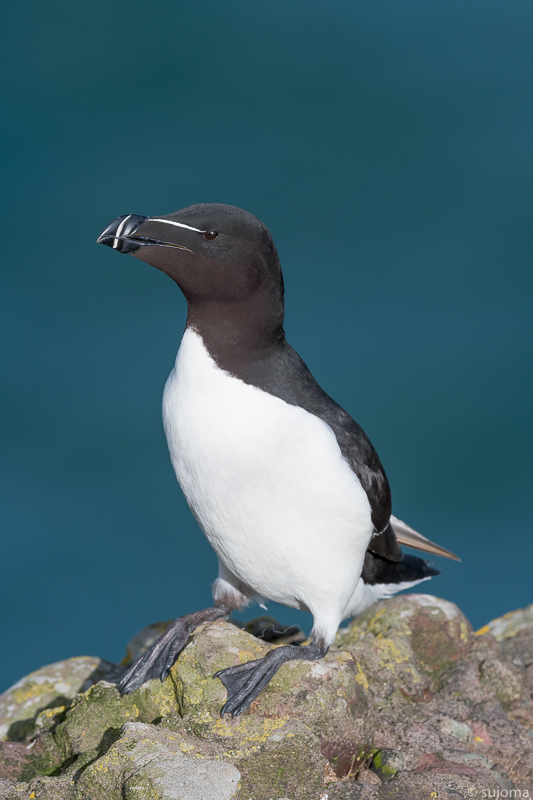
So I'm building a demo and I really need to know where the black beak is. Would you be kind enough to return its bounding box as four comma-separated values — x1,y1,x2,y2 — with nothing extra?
97,214,194,255
97,214,148,254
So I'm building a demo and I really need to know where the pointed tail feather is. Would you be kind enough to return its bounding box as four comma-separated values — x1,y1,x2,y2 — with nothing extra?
390,515,461,562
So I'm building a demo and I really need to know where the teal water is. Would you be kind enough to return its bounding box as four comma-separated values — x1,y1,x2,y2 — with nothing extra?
1,0,532,692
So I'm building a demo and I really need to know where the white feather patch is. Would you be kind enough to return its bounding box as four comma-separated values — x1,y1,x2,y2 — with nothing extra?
345,576,433,619
162,329,374,645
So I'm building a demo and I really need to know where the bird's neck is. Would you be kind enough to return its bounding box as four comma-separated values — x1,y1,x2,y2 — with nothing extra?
185,292,285,375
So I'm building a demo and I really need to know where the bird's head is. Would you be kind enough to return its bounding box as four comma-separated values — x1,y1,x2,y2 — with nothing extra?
97,203,284,349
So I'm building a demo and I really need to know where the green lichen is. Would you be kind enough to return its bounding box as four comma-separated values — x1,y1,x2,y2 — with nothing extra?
0,657,122,743
372,750,397,779
170,620,268,729
234,719,324,800
54,676,178,760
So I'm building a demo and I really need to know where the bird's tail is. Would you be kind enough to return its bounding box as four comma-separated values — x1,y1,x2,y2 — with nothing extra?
358,550,440,610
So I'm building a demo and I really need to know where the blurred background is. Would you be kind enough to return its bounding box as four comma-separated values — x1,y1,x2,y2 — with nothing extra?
1,0,532,692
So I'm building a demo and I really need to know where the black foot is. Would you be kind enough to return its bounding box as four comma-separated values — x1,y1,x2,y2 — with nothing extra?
214,641,327,717
119,606,227,694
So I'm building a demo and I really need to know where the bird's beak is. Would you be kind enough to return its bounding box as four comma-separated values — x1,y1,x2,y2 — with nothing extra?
97,214,194,255
97,214,149,254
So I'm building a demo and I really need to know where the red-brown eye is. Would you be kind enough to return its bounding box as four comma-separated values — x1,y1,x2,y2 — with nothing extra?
203,230,218,240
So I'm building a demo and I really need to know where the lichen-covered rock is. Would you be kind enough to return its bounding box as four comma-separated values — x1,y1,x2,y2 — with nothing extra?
76,722,240,800
168,619,252,728
0,658,123,742
341,596,533,795
0,731,63,783
163,619,371,796
335,593,473,703
54,675,179,759
0,773,77,800
370,749,405,783
482,602,533,732
207,716,326,799
1,594,532,798
0,779,24,800
167,620,373,787
479,602,533,642
20,774,77,800
371,762,504,799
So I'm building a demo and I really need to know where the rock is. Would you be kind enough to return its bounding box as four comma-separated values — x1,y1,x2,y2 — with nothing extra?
0,594,532,798
479,602,533,641
167,619,373,792
335,593,473,701
0,779,22,800
162,618,372,797
54,675,179,759
76,722,240,800
370,749,406,782
373,767,500,800
0,732,63,783
439,716,473,743
332,594,533,793
0,657,124,742
22,774,77,800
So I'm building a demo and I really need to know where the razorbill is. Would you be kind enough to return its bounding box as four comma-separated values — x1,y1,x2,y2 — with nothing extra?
97,204,459,717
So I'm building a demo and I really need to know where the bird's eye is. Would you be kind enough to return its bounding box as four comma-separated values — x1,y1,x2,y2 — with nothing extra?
203,230,218,240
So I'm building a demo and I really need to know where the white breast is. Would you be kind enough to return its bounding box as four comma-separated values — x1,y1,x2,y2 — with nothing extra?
162,329,373,638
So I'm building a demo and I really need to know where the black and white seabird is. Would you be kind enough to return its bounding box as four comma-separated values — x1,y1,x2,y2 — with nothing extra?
97,204,459,717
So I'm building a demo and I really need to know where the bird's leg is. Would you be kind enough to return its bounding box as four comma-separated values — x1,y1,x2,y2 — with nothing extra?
119,606,229,694
214,639,328,717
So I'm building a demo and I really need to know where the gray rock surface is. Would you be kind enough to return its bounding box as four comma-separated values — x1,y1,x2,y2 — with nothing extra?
76,722,241,800
1,595,532,798
0,657,123,742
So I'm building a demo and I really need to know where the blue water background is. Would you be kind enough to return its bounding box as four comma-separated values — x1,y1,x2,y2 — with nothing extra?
1,0,532,691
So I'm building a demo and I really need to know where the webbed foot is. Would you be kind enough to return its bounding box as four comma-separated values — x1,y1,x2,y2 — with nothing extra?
119,606,227,694
214,641,327,717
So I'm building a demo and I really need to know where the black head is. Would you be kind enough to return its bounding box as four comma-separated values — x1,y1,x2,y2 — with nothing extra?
97,203,285,362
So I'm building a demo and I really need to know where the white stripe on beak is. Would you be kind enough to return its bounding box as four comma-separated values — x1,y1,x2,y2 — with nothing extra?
113,214,132,249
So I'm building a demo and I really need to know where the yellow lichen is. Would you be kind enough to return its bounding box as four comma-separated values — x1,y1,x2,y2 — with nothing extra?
405,665,421,684
213,716,287,745
354,661,369,690
475,625,490,636
237,650,258,664
377,638,410,668
41,705,66,718
11,684,55,704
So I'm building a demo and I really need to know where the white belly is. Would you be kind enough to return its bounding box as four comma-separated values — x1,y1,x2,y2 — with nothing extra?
162,329,373,628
